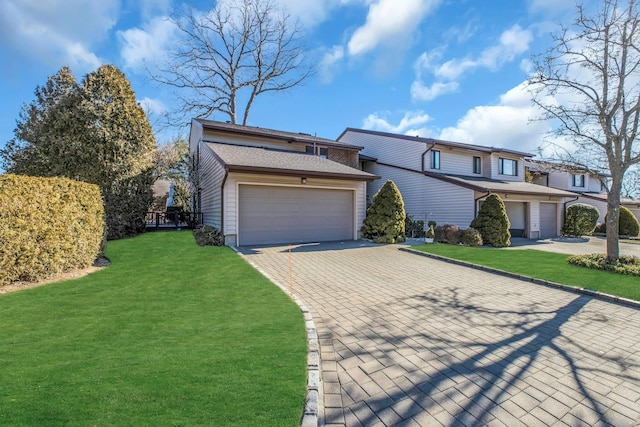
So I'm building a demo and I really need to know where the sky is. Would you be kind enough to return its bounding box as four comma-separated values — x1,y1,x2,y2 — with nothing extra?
0,0,579,161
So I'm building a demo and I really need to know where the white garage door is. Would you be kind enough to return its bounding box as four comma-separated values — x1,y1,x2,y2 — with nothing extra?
504,202,526,238
540,203,558,238
238,185,354,246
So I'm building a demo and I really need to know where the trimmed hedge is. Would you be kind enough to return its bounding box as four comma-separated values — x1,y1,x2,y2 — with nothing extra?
604,206,640,237
568,253,640,276
0,174,104,286
563,203,599,236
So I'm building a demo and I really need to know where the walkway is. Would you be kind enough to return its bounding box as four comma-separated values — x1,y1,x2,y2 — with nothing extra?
239,241,640,426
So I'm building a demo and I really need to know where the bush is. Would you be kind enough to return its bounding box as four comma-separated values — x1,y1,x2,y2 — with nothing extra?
594,223,606,234
361,180,406,243
603,206,640,236
428,220,437,228
193,225,224,246
562,203,599,236
470,193,511,247
425,225,435,239
568,253,640,276
460,228,483,247
405,215,425,238
434,224,461,244
0,174,105,286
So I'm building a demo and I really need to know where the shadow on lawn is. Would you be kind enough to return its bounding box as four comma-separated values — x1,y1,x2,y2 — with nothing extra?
324,290,639,426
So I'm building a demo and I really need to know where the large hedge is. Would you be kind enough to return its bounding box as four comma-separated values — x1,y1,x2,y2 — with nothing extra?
361,180,406,243
604,206,640,237
470,193,511,247
0,174,105,286
563,203,599,236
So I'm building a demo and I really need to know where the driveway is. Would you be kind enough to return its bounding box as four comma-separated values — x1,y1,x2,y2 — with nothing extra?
239,241,640,427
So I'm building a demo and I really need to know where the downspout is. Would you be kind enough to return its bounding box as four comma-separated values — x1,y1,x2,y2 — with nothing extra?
421,139,436,172
474,191,491,218
220,169,229,245
563,195,580,217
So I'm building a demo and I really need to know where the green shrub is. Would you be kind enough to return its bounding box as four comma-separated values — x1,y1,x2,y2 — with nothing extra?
568,253,640,276
193,225,224,246
361,180,406,244
428,220,437,228
604,206,640,236
425,225,435,239
594,223,606,234
434,224,461,244
460,227,483,247
405,215,425,238
470,193,511,247
563,203,599,236
0,174,105,286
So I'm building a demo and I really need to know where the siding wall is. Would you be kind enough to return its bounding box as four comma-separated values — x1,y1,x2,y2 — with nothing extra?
366,163,475,227
198,141,227,229
340,132,426,171
489,153,524,182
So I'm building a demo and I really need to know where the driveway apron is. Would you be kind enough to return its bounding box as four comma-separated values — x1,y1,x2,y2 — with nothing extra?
239,241,640,427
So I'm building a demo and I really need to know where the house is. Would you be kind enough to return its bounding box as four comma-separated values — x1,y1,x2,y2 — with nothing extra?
338,128,577,238
189,119,377,246
526,160,640,222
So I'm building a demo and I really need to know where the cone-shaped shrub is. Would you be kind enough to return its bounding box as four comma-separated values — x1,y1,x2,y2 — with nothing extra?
470,193,511,247
361,180,406,243
562,203,599,236
619,206,640,236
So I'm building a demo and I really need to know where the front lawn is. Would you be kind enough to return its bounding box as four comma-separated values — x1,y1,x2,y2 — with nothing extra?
0,232,307,426
413,244,640,301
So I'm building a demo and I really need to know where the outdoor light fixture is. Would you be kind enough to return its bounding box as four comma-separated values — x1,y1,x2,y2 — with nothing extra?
301,177,307,184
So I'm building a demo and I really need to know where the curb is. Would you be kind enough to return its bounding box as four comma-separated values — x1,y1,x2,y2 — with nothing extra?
231,247,321,427
400,247,640,310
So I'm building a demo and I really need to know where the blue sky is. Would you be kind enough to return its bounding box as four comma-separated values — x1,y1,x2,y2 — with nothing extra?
0,0,577,158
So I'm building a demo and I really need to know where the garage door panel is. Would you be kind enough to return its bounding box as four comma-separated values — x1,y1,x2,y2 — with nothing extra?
239,185,354,245
540,203,558,238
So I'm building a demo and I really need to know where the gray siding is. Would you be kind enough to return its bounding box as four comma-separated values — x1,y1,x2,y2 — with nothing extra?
341,131,425,171
198,142,226,229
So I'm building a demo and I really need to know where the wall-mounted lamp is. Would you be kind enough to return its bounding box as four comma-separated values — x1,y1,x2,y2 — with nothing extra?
504,194,509,198
301,177,307,184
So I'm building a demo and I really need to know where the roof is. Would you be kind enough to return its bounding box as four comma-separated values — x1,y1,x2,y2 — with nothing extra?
579,192,640,207
423,171,578,197
339,127,534,158
195,118,363,150
204,142,378,181
526,159,611,177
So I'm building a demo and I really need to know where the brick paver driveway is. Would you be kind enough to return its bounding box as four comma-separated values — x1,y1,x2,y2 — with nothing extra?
239,241,640,427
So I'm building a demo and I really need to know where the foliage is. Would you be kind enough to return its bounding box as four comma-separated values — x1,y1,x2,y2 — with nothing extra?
153,135,190,210
434,224,461,244
193,225,225,246
428,220,437,228
405,215,425,238
563,203,600,236
529,0,640,260
568,253,640,276
470,194,511,247
425,225,435,239
604,206,640,236
0,174,104,286
1,65,156,240
151,0,313,125
460,227,483,247
0,232,306,425
361,180,406,243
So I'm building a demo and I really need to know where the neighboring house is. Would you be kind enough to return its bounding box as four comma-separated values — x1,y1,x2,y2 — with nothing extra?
189,119,377,246
527,160,640,222
338,128,576,239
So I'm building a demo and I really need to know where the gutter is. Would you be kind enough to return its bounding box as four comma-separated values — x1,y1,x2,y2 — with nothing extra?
563,195,580,218
421,139,436,172
220,170,229,245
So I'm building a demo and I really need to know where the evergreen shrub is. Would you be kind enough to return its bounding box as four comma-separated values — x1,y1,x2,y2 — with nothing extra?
604,206,640,236
361,180,406,243
470,193,511,247
460,228,483,247
0,174,104,285
562,203,599,236
434,224,461,244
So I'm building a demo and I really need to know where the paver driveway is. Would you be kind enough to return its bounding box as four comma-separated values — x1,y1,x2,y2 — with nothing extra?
239,241,640,427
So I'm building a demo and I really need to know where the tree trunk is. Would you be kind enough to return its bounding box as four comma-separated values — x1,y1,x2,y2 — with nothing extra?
606,181,622,261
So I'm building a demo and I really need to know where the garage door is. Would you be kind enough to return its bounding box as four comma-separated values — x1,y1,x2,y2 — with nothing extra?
238,185,354,246
504,202,526,238
540,203,558,238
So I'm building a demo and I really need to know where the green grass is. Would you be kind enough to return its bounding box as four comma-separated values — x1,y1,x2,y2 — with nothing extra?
413,244,640,301
0,232,307,426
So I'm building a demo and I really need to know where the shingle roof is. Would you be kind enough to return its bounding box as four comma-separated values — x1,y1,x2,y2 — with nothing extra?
424,171,578,197
205,142,377,181
196,118,363,150
580,192,640,207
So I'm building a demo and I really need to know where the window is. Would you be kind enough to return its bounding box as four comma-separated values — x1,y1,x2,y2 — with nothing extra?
473,156,481,174
306,145,328,158
573,174,585,187
499,158,517,176
431,150,440,169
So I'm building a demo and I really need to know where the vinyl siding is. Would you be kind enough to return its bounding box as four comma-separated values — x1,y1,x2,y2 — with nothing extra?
340,131,426,171
198,141,226,229
570,197,608,222
366,163,475,227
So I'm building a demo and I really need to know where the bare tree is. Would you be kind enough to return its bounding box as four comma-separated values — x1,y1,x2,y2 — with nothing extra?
529,0,640,260
151,0,313,126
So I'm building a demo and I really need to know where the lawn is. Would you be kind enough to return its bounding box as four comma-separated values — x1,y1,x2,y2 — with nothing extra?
413,244,640,301
0,232,307,426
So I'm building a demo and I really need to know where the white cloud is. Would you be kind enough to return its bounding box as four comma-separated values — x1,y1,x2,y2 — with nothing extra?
410,80,459,101
363,110,433,137
319,45,345,83
528,0,574,16
139,97,168,116
348,0,441,56
0,0,118,71
118,17,177,70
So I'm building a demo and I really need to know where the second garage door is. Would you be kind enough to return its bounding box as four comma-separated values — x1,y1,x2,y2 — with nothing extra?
238,185,354,246
540,202,558,238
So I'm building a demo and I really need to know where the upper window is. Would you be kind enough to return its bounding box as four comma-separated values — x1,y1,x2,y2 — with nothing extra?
573,174,585,187
306,146,328,158
499,158,517,176
431,150,440,170
473,156,481,174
